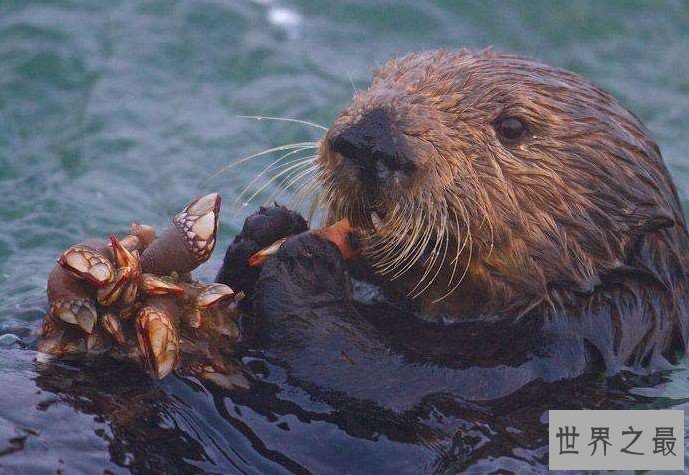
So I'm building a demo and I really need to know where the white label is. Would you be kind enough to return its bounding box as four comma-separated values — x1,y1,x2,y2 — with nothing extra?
549,410,684,470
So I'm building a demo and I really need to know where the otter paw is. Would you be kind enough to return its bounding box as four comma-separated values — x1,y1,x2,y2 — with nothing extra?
249,219,361,318
216,205,308,293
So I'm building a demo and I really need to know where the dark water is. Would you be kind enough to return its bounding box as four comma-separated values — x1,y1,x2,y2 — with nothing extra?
1,0,689,473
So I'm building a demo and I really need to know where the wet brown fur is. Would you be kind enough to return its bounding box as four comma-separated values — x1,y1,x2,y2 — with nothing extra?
317,49,689,369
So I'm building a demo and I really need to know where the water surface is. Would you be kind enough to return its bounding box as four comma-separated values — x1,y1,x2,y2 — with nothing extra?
1,1,689,473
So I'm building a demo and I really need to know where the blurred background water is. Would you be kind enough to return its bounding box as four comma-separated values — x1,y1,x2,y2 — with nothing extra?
0,1,688,473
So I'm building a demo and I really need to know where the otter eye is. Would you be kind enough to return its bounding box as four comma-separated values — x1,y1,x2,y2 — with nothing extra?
495,116,529,143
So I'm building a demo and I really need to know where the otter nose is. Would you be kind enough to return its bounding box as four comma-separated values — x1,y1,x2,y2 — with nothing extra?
330,109,414,184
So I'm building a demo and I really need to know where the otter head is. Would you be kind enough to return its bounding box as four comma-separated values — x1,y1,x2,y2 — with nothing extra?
317,49,687,316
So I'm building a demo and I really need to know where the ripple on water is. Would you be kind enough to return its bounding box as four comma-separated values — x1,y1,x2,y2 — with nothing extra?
1,0,688,472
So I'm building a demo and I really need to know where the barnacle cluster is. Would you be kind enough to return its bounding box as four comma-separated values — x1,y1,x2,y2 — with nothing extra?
40,193,238,379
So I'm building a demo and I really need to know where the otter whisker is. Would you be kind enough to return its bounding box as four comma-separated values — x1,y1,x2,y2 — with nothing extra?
366,202,412,259
445,191,472,265
289,172,323,214
408,234,442,293
272,165,319,203
484,208,495,260
266,157,318,193
411,209,450,299
304,176,329,213
447,184,494,260
378,209,418,270
251,159,317,204
390,204,436,281
409,206,449,298
433,211,473,303
372,215,413,264
364,203,399,252
373,201,422,275
432,237,472,303
389,202,432,271
233,151,318,210
376,202,413,250
264,161,319,205
307,191,323,225
243,157,317,206
269,163,319,206
364,194,463,299
237,115,328,131
310,182,337,225
206,142,317,183
446,206,466,286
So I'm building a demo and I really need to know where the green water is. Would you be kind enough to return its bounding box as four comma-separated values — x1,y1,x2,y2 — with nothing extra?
1,1,689,473
1,0,688,332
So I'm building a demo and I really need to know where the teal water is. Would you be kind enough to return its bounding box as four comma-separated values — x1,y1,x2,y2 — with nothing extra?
1,1,689,473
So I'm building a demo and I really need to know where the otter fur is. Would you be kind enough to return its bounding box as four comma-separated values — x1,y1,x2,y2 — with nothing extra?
219,49,689,408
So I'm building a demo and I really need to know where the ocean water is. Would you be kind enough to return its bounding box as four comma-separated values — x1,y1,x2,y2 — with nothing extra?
1,1,688,473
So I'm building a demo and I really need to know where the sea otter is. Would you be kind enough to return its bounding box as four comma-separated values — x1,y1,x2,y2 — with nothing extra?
26,49,688,472
34,48,687,409
218,49,689,407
